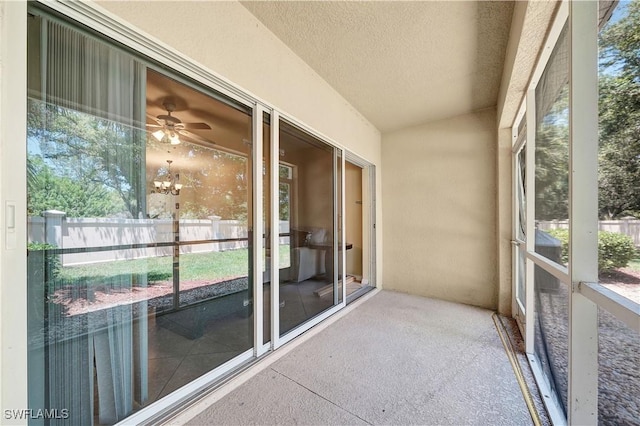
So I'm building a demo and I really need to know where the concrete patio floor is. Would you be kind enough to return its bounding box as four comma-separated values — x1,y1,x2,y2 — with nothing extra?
169,290,535,425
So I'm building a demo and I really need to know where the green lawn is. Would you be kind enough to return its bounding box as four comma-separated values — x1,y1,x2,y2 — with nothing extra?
58,245,291,285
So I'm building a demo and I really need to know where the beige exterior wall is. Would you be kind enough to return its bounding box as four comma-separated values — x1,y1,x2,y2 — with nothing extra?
382,109,498,309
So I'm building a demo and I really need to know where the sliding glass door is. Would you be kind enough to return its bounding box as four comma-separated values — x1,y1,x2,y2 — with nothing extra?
26,13,255,424
145,69,255,397
25,5,351,425
277,119,343,336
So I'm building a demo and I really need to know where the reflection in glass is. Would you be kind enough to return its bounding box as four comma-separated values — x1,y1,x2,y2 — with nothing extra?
337,149,344,304
534,23,569,266
27,15,254,424
533,264,568,417
345,160,369,302
278,120,338,335
263,113,271,344
598,307,640,425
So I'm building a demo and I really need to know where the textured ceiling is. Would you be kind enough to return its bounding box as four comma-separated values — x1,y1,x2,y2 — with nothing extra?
241,1,514,133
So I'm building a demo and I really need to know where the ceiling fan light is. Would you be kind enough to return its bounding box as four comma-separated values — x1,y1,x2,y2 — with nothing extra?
169,133,181,145
152,130,165,141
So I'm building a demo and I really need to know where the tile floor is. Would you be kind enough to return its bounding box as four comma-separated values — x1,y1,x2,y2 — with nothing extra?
143,278,340,404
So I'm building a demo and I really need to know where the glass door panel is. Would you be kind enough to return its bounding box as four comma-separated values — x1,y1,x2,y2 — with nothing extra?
278,119,339,335
263,113,271,345
279,163,294,276
146,69,254,390
337,148,344,304
345,156,376,303
26,15,256,424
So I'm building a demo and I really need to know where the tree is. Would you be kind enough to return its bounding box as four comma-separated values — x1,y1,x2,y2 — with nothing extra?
27,155,126,217
27,100,145,217
598,1,640,218
279,165,292,221
535,86,570,221
172,145,249,221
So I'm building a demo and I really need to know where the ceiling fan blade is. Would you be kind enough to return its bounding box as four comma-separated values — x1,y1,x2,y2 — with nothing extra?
178,129,216,146
146,123,162,128
146,113,163,125
181,122,212,130
157,114,181,125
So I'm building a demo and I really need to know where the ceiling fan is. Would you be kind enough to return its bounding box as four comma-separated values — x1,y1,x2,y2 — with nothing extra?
147,100,212,145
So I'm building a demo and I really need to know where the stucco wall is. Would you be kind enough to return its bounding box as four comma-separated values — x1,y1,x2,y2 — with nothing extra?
382,109,498,309
496,127,513,315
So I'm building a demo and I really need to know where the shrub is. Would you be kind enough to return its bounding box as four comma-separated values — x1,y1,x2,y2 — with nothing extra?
598,231,637,272
27,242,61,279
546,228,569,264
542,229,637,272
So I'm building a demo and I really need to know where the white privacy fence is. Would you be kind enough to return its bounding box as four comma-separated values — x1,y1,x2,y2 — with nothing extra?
537,219,640,247
29,211,290,266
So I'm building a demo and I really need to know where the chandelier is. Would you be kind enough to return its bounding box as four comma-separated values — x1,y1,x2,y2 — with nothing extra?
151,128,181,145
152,160,182,195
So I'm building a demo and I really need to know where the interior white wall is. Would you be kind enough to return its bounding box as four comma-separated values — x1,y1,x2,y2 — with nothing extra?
382,109,498,310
